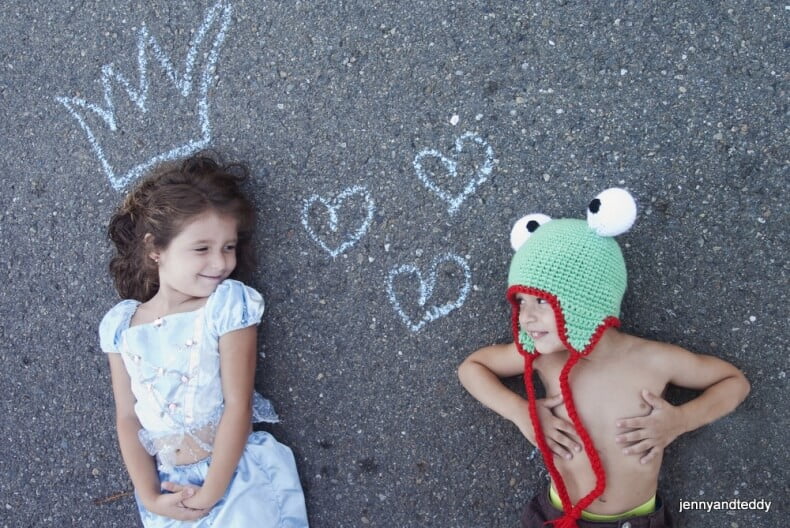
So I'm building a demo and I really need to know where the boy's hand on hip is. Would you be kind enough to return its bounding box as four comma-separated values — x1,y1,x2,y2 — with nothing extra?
532,394,581,460
615,389,684,464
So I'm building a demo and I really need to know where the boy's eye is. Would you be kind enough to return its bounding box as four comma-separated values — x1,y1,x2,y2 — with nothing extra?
518,297,535,307
194,247,208,252
224,244,236,251
537,298,547,305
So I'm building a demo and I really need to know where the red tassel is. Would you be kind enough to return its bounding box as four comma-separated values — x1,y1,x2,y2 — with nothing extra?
549,513,581,528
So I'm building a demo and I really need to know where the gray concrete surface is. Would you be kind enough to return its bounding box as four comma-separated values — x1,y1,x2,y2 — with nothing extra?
0,1,786,526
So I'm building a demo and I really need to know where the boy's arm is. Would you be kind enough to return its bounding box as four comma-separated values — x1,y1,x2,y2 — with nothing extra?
181,326,257,510
616,345,750,463
458,343,581,459
107,355,209,521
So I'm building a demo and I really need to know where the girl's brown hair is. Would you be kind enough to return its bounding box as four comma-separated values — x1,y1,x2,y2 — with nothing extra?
107,153,256,302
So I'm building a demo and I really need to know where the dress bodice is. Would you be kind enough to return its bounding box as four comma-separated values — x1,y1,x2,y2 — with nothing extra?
99,279,278,468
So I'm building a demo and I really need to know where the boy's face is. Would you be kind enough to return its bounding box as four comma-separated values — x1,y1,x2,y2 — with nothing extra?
516,292,566,354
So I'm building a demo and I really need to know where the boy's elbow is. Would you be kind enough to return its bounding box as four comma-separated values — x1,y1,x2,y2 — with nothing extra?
457,356,477,388
737,370,751,402
723,368,751,409
457,358,470,385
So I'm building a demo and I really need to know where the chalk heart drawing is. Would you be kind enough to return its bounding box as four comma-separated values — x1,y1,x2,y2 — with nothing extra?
301,186,376,258
387,253,471,332
55,0,233,190
413,132,495,215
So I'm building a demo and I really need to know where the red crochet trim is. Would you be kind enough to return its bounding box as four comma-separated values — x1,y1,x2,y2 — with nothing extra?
507,285,620,523
506,285,619,357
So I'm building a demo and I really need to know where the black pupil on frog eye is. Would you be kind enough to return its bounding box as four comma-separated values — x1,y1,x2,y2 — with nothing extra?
589,198,601,214
526,220,540,232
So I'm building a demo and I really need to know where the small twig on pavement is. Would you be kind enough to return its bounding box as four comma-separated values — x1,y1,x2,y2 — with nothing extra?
93,490,134,505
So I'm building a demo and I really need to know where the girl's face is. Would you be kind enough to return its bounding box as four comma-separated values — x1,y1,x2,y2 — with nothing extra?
151,210,239,302
516,293,566,354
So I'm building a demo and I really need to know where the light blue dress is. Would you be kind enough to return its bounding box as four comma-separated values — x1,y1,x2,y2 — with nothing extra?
99,279,309,527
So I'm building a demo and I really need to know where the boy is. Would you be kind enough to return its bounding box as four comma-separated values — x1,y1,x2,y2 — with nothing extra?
458,189,749,527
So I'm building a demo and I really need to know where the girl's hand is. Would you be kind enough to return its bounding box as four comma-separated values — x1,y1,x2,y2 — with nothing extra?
615,389,685,464
145,482,211,521
514,394,581,460
180,487,219,511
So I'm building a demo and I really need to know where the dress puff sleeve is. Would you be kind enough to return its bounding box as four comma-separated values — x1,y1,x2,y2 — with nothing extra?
98,300,139,353
207,279,265,337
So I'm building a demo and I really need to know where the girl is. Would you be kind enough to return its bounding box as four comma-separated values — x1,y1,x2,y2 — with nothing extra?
99,154,309,527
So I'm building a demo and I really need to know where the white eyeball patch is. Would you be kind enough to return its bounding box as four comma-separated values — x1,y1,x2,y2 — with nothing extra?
510,213,552,251
586,188,637,237
510,188,637,251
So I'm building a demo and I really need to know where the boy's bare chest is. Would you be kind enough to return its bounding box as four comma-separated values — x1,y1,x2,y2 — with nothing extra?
535,354,666,429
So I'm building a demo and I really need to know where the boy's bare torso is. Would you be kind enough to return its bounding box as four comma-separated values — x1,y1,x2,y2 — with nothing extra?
534,330,668,514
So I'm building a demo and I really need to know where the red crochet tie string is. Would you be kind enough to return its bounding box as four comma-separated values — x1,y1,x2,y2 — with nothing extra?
508,285,617,528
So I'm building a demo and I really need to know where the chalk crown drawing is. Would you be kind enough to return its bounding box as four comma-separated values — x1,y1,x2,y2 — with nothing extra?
55,0,233,190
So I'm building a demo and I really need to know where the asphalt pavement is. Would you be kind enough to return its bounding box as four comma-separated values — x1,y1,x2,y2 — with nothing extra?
0,1,786,526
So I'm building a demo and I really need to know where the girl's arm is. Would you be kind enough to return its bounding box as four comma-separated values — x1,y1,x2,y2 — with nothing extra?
108,355,208,520
182,325,257,509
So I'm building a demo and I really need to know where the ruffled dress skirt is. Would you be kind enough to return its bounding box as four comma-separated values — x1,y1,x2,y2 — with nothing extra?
136,431,308,527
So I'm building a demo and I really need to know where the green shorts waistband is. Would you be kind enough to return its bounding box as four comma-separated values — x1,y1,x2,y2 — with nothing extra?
549,486,656,521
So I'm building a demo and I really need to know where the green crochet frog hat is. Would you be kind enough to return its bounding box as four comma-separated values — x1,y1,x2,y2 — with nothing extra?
506,187,636,355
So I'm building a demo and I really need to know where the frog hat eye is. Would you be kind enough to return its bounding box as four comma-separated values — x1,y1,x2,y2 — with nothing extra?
510,213,552,251
586,188,637,237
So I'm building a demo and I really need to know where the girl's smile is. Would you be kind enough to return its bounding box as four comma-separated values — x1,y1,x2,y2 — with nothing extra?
150,210,239,308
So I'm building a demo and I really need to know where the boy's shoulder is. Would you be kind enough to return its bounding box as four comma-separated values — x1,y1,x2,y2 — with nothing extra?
609,331,696,374
533,330,699,384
